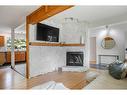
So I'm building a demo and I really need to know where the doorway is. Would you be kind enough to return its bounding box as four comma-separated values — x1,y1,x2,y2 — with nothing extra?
13,25,26,77
89,37,96,64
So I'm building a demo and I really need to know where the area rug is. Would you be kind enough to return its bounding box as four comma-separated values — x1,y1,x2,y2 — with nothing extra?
84,70,127,89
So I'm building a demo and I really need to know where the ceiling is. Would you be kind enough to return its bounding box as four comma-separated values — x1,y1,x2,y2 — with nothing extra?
1,6,127,34
45,6,127,27
0,6,39,33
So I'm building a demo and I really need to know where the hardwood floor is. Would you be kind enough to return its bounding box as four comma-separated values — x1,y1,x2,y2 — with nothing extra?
0,67,93,89
0,67,25,89
14,71,89,89
89,61,96,64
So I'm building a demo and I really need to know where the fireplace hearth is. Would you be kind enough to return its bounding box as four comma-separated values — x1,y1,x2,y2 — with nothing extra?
66,52,84,66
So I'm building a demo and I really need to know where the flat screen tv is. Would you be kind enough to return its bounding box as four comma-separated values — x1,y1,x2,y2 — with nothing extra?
36,23,59,42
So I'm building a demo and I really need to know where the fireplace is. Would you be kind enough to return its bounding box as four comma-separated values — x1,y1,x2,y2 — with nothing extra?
66,52,84,66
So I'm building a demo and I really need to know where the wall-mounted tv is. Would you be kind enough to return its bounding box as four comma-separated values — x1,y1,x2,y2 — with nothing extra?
36,23,59,42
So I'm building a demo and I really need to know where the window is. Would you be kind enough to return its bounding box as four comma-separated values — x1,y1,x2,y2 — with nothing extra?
7,38,26,50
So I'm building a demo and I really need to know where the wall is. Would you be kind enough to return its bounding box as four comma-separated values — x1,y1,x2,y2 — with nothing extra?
29,21,87,77
61,22,85,44
125,32,127,49
90,37,96,62
29,46,85,77
15,33,26,40
29,20,85,44
90,25,126,64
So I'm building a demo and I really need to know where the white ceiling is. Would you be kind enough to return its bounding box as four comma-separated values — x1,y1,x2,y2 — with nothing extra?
0,6,39,34
1,6,127,34
90,23,127,34
0,6,39,27
45,6,127,27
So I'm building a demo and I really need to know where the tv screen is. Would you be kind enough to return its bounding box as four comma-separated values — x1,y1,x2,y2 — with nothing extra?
36,23,59,42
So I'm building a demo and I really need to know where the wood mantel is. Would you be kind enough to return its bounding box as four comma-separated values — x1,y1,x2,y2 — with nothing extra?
29,42,85,47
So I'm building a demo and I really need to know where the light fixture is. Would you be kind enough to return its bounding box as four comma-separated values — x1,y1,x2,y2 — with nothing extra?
105,25,110,36
64,17,79,23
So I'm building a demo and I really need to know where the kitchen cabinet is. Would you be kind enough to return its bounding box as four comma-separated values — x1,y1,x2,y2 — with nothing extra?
6,52,11,63
15,51,26,62
6,51,26,63
0,52,5,65
0,36,4,46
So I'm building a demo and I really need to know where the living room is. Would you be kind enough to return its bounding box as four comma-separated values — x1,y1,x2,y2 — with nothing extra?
0,5,127,90
25,6,127,89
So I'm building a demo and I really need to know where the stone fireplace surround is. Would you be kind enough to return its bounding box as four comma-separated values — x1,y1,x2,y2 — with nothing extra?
62,66,88,72
29,46,88,77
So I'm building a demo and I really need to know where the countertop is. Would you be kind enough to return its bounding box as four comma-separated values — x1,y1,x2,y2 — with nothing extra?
0,51,26,53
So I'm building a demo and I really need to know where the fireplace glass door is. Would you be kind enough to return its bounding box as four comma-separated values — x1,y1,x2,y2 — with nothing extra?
67,52,84,66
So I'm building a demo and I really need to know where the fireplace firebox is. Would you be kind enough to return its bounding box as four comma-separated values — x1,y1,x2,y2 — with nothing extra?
66,52,84,66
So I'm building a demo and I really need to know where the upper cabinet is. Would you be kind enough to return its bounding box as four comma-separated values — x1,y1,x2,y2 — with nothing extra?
0,36,5,47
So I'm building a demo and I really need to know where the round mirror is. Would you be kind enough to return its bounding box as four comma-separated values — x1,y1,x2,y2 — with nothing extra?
101,37,115,49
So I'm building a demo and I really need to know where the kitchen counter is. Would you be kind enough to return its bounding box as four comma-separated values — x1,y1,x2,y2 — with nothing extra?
0,49,26,53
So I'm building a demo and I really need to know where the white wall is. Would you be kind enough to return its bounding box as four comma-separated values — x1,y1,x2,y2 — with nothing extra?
90,37,96,61
29,21,88,78
15,33,26,40
29,20,85,44
90,26,126,64
61,22,85,44
125,32,127,49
